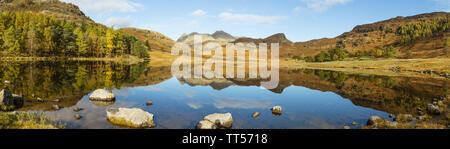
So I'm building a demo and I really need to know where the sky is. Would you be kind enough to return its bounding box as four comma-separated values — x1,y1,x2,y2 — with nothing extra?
60,0,450,42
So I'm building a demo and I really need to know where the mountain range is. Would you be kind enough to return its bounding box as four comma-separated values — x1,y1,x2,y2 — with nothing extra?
179,12,449,59
177,30,237,46
1,0,449,59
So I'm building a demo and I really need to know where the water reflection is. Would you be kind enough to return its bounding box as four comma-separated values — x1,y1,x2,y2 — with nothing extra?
0,61,448,129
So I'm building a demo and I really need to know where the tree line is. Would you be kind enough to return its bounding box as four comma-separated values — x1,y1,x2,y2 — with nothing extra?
397,16,450,44
0,11,148,58
299,46,398,63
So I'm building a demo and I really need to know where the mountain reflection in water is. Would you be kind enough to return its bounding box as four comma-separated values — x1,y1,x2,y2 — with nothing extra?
0,61,448,129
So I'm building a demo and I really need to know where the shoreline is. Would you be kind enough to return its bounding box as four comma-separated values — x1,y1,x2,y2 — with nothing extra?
0,56,146,64
281,58,450,79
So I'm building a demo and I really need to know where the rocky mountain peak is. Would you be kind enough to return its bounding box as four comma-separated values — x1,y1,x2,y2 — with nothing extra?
212,30,235,39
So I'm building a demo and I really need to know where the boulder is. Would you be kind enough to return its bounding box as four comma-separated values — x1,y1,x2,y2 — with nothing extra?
204,113,233,128
271,106,283,115
146,101,153,106
351,122,358,126
0,89,24,109
196,120,217,129
3,81,11,84
427,104,441,115
0,89,13,106
367,116,387,126
196,113,233,129
106,108,155,128
343,126,351,129
11,94,24,107
89,89,116,101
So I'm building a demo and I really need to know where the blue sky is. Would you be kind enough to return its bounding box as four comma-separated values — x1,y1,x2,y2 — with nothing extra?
61,0,449,42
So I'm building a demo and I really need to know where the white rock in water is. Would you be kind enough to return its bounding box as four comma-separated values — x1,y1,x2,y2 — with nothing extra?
106,108,155,128
196,120,218,129
203,113,233,128
271,106,283,114
89,89,116,101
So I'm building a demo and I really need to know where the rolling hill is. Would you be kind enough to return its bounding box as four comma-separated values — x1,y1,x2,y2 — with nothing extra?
0,0,95,25
233,12,450,59
120,27,175,53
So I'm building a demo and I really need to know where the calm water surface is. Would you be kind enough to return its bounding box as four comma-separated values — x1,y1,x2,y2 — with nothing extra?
0,61,448,129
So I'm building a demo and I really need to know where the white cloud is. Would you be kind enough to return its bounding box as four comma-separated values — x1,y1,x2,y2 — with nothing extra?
300,0,352,12
190,9,208,16
61,0,143,14
105,16,133,28
218,12,287,25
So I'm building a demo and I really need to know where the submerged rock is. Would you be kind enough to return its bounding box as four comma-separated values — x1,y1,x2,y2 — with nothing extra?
73,107,84,112
89,89,116,101
196,113,233,129
91,100,115,108
252,112,260,118
74,114,82,120
52,105,60,110
351,122,358,126
146,101,153,106
106,108,155,128
52,99,61,102
343,126,351,129
271,106,283,115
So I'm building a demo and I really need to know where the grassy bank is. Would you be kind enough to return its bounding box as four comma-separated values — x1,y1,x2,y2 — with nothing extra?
0,112,64,129
281,58,450,79
0,55,145,64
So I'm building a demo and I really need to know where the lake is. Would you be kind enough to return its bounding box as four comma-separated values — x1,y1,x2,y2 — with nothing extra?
0,61,448,129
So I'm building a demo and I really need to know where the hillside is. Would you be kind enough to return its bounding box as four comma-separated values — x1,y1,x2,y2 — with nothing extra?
233,12,450,59
120,27,175,53
289,12,450,59
0,0,148,59
0,0,95,25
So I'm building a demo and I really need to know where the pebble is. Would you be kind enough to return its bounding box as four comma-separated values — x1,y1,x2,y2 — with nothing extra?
146,101,153,106
252,112,260,118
